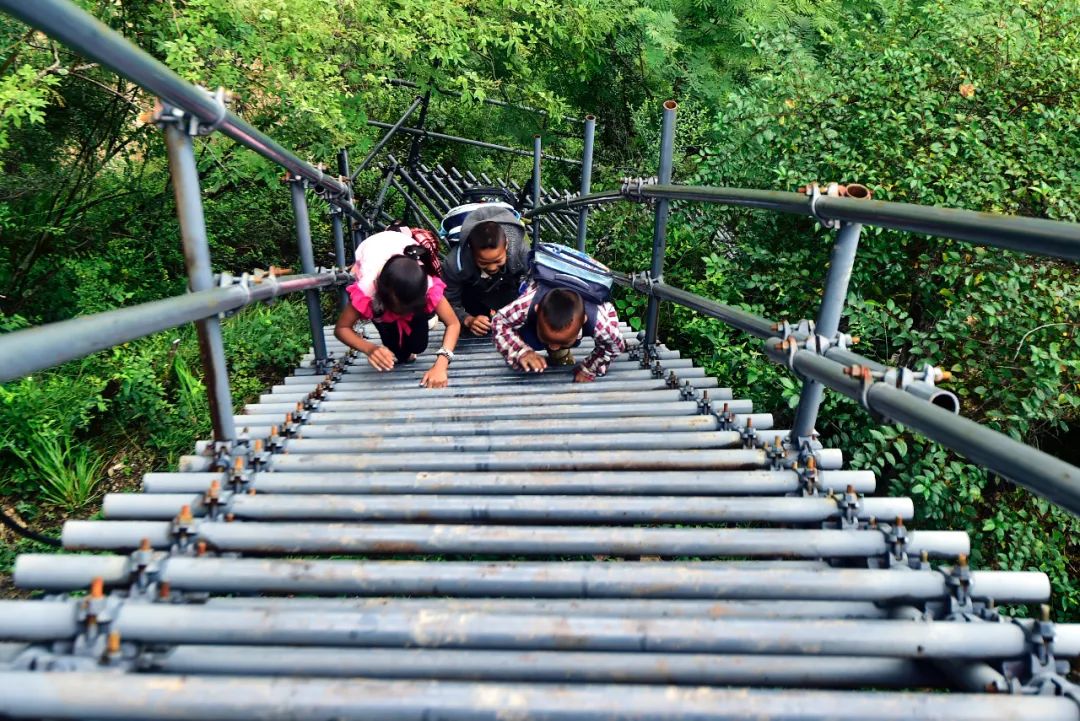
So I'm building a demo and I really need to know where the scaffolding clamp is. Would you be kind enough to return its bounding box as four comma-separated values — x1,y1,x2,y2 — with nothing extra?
712,401,736,431
72,578,124,661
208,439,241,473
801,182,840,229
620,176,658,203
943,554,974,616
202,479,223,521
795,455,819,496
170,505,197,554
228,456,252,492
837,484,862,528
127,537,162,597
880,516,909,566
249,438,271,470
1002,606,1078,701
150,87,230,137
680,379,698,402
765,436,787,470
740,416,758,449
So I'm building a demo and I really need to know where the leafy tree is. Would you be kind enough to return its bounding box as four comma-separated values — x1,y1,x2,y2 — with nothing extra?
657,0,1080,612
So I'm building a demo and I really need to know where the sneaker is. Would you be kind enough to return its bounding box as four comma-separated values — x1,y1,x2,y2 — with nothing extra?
547,348,575,366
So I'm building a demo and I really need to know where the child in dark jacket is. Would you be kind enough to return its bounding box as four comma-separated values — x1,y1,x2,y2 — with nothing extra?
491,281,625,383
440,205,528,336
334,228,460,388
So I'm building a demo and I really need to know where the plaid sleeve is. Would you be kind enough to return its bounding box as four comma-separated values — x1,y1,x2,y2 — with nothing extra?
492,287,536,369
579,302,625,378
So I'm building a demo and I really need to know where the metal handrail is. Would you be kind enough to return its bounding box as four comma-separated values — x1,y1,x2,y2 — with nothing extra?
527,184,1080,261
612,271,1080,516
0,271,351,385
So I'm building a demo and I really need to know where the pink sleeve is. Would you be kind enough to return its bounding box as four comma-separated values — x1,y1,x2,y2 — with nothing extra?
346,283,376,320
424,277,447,314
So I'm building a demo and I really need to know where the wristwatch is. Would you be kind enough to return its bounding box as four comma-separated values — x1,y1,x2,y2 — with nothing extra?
435,347,455,363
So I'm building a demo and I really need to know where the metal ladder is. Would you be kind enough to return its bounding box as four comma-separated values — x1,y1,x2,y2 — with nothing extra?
3,323,1077,719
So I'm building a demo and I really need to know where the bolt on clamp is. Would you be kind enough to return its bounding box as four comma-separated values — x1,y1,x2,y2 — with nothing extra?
999,606,1078,699
72,577,124,660
879,516,909,566
712,401,736,430
765,435,787,470
619,176,658,202
696,390,712,416
680,379,698,402
148,88,230,136
837,484,862,529
739,416,758,449
943,554,974,616
795,455,819,495
170,505,198,554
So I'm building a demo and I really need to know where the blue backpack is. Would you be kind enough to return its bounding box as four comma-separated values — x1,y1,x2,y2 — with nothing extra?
529,243,613,305
520,243,614,351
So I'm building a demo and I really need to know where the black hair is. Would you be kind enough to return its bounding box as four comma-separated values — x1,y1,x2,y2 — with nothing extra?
537,288,585,331
469,221,506,252
376,245,438,316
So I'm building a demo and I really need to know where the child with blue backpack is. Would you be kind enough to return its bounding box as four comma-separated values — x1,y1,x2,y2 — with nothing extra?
491,243,626,383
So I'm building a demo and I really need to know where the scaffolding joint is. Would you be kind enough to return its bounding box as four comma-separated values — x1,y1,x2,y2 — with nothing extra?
794,454,819,495
620,175,658,203
72,579,124,663
943,554,975,617
712,400,736,430
837,483,863,529
873,517,909,567
798,181,871,229
170,504,197,554
150,87,231,136
1003,606,1079,703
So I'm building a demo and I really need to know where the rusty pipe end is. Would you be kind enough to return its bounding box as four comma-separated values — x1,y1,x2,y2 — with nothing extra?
843,183,872,200
663,100,678,111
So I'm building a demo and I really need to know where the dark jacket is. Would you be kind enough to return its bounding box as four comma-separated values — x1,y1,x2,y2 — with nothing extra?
441,205,529,321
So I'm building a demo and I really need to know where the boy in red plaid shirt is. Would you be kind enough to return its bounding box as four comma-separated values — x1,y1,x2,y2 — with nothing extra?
491,281,625,383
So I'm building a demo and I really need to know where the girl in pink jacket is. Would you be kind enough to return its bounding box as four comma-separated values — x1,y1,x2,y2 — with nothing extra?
334,229,460,388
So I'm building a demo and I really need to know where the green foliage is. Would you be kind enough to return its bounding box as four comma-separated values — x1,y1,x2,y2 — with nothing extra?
0,301,311,507
673,0,1080,613
13,435,105,512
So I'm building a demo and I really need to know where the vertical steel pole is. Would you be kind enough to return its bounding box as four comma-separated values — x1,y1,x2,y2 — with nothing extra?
531,135,542,247
330,207,347,310
162,124,236,442
337,148,357,257
643,100,678,352
576,115,596,252
790,221,864,441
289,179,329,365
404,90,433,207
